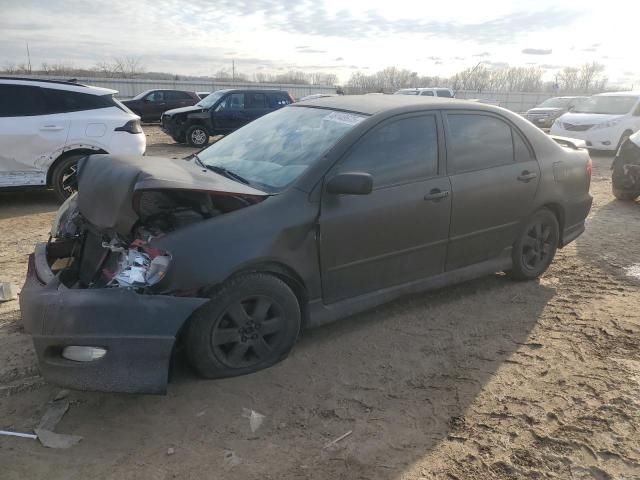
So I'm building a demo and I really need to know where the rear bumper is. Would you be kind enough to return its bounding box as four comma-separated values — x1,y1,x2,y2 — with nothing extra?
110,131,147,155
20,244,207,394
560,195,593,247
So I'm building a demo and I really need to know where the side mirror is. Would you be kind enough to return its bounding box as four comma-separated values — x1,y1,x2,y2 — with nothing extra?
326,172,373,195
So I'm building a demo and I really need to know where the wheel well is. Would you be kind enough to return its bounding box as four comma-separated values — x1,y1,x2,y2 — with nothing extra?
541,203,565,245
47,148,108,185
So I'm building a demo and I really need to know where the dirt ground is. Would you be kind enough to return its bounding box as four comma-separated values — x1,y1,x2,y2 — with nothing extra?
1,126,639,480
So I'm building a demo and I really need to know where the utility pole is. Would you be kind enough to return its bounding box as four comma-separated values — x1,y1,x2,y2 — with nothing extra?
232,59,235,82
26,42,32,74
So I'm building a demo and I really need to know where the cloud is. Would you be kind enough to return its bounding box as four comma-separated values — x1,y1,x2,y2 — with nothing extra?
522,48,552,55
334,57,344,61
296,47,327,54
473,52,490,57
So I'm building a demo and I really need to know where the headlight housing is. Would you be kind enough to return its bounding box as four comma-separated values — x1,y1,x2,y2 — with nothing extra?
50,193,80,238
593,118,623,130
106,241,172,288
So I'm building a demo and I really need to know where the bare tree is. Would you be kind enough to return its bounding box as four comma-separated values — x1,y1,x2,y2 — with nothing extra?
579,62,606,92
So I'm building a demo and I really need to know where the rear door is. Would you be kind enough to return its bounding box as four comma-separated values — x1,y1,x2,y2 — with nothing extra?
245,92,270,121
319,113,451,303
444,111,540,270
0,84,70,188
166,91,194,110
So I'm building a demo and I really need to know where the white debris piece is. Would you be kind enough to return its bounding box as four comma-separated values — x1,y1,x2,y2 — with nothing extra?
0,282,17,302
242,408,266,433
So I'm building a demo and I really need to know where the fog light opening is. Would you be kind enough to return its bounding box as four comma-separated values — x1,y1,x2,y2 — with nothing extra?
62,346,107,362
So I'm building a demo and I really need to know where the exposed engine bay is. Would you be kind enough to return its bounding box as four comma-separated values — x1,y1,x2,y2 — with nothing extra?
48,188,263,290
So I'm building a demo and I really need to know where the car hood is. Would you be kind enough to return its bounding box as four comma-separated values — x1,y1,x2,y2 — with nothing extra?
76,155,267,235
164,105,206,116
527,107,563,115
558,112,623,125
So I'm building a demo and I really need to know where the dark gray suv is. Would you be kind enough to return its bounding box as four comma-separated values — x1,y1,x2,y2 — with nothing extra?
21,96,592,394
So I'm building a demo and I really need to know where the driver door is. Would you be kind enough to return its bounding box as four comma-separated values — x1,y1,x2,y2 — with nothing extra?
213,92,248,133
319,113,451,304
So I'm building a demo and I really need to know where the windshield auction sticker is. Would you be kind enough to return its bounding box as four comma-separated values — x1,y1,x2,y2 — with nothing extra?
323,111,365,126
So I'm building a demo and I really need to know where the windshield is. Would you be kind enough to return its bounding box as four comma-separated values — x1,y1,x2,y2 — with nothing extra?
572,96,638,115
197,106,366,192
538,97,573,108
132,90,152,100
197,90,226,108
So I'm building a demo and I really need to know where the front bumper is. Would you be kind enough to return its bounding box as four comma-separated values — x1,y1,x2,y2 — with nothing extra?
549,126,619,151
20,243,207,394
526,115,556,129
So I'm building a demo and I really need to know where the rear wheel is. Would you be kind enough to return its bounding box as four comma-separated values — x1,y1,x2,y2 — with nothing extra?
186,273,301,379
186,125,209,147
51,154,86,202
509,208,559,281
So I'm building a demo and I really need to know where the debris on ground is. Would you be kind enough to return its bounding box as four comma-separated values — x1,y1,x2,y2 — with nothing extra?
323,430,353,449
0,430,37,440
53,389,70,401
222,450,241,470
0,282,17,302
242,408,265,433
34,429,83,449
167,447,175,456
38,399,69,431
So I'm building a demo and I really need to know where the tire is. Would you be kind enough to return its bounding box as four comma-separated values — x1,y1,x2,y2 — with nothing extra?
171,133,186,144
186,273,301,379
612,187,640,201
51,154,85,202
508,208,560,281
186,125,209,147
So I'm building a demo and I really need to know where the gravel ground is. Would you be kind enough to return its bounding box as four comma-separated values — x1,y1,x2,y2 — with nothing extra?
0,126,639,480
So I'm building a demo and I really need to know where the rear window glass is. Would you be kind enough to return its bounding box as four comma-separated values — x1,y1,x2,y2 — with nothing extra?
0,85,47,116
44,89,114,113
436,89,453,98
420,91,434,96
270,93,292,107
447,114,514,173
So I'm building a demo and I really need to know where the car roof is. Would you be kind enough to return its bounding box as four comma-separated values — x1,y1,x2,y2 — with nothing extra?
0,77,117,95
594,91,640,97
293,94,483,116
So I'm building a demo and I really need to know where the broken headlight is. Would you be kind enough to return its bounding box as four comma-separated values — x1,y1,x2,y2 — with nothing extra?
104,240,171,288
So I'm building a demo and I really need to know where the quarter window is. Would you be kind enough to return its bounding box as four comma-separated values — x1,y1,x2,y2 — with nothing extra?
43,89,114,114
447,114,514,173
339,115,439,187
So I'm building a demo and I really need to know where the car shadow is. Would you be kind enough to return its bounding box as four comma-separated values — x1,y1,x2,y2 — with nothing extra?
0,189,59,220
30,273,554,479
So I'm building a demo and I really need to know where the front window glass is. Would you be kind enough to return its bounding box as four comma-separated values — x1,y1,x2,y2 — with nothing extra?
196,90,226,108
572,96,638,115
198,107,366,192
538,97,572,108
215,93,245,111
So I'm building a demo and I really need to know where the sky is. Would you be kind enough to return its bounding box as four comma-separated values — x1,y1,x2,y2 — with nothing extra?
1,0,639,86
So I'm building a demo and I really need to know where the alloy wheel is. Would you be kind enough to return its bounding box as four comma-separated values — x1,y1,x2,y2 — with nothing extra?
61,163,79,197
191,128,207,145
521,221,553,270
211,296,286,368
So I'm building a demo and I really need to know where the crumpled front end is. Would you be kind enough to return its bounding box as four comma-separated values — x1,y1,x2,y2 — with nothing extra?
19,155,268,393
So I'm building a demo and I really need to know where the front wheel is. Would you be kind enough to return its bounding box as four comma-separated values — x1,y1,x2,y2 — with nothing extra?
51,154,85,202
186,273,301,379
612,187,639,201
186,125,209,147
509,208,559,281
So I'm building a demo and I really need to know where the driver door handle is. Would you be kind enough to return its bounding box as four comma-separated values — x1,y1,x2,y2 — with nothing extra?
518,171,538,182
424,189,450,201
40,125,65,131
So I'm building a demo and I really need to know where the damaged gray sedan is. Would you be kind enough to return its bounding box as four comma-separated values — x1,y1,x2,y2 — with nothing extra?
20,96,592,393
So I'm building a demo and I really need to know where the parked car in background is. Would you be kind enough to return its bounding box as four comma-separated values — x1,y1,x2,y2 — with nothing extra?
298,93,338,102
0,77,145,201
196,92,210,100
122,89,200,122
394,87,455,98
525,96,587,129
21,95,592,393
161,89,294,147
611,130,640,200
551,92,640,151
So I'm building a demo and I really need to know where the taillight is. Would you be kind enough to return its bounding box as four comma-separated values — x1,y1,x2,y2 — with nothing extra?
586,157,592,177
115,119,143,134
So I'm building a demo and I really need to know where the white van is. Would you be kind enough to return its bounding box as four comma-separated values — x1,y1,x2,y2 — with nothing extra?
550,92,640,151
0,77,146,201
394,88,455,98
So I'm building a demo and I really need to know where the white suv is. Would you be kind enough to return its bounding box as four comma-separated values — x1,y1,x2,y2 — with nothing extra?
394,87,455,98
550,92,640,151
0,78,146,201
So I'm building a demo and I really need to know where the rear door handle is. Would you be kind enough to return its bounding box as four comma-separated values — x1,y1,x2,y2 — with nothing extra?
424,189,450,201
517,171,538,182
40,125,65,131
